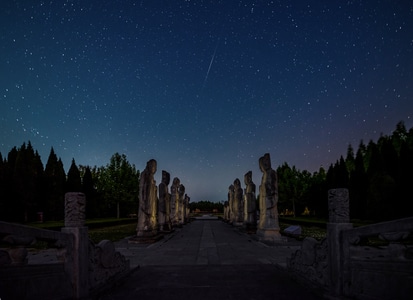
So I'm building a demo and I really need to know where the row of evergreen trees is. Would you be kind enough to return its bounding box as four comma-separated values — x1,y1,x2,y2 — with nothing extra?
1,121,412,223
277,121,413,221
0,144,139,222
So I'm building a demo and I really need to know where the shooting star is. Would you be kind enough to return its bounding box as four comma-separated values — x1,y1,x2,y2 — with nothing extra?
202,42,219,90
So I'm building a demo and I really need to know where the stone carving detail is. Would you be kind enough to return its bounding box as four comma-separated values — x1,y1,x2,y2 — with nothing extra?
158,170,171,232
244,171,256,228
170,177,180,227
89,239,129,290
288,237,329,289
256,153,281,240
0,235,36,265
65,192,86,227
328,188,350,223
137,159,158,236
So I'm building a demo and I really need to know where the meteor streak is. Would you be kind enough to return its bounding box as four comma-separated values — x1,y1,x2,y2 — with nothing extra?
202,42,219,90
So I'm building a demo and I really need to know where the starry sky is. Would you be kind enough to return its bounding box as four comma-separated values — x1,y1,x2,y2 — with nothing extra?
1,1,413,202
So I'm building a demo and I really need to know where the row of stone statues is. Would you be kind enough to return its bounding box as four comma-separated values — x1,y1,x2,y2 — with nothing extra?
136,159,190,238
224,153,282,242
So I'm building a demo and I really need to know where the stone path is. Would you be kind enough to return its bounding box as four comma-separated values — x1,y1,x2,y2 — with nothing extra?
93,220,322,299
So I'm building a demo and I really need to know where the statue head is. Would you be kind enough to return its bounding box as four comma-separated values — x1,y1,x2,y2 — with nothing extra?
173,177,180,186
262,153,271,170
147,159,157,174
162,170,170,185
228,184,234,191
259,153,271,172
179,184,185,195
244,171,252,185
233,178,241,188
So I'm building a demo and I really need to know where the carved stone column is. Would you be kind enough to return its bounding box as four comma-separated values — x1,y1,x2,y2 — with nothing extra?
62,192,89,299
327,188,353,297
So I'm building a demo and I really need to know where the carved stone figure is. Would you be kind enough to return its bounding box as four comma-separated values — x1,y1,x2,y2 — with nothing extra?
244,171,256,229
137,159,158,237
233,178,243,225
170,177,180,227
158,170,171,232
256,153,281,241
183,194,189,223
228,184,234,224
178,184,185,225
224,201,229,222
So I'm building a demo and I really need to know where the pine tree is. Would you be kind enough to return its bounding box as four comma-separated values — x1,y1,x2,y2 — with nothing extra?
66,158,82,192
44,148,66,220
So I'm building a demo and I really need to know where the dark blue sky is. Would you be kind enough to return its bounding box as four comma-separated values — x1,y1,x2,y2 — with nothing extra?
1,1,413,202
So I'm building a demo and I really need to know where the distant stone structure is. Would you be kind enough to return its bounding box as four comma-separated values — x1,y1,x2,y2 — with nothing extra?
178,184,185,225
184,194,190,223
137,159,158,237
228,184,234,224
224,201,229,222
244,171,256,230
158,170,171,232
233,178,243,226
170,177,180,227
256,153,282,242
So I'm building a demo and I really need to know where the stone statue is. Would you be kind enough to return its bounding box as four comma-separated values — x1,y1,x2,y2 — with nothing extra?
137,159,158,237
244,171,256,229
158,170,171,232
224,201,229,222
256,153,281,241
228,184,234,224
233,178,243,225
170,177,180,227
183,194,189,223
178,184,185,225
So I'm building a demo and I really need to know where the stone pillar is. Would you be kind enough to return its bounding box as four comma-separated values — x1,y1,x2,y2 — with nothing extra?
327,188,353,297
62,192,89,299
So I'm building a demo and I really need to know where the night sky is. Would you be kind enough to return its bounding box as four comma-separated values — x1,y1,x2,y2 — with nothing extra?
1,1,413,202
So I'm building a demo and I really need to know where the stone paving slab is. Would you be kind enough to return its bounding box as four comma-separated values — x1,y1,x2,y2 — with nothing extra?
91,220,323,300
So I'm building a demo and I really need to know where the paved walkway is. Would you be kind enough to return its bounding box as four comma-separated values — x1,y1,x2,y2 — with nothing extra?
94,220,322,299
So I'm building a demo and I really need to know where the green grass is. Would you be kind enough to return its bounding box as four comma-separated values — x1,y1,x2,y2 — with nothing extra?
88,223,137,244
28,217,136,230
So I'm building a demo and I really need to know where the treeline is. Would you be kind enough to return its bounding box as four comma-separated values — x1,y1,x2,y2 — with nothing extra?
2,121,412,223
277,121,413,221
0,144,139,222
189,200,224,213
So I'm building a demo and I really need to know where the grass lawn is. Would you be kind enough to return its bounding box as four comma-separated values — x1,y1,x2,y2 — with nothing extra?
88,223,137,244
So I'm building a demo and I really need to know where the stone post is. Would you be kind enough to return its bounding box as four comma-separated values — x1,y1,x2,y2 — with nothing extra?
62,192,89,299
327,188,352,297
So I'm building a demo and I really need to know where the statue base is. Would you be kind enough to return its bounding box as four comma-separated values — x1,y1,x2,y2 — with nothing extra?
130,229,163,244
243,222,257,234
255,228,287,244
129,234,163,244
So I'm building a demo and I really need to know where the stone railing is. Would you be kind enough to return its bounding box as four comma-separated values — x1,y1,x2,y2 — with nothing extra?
342,216,413,300
0,192,130,299
288,188,413,300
